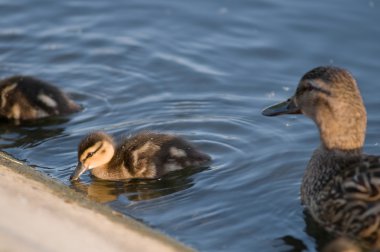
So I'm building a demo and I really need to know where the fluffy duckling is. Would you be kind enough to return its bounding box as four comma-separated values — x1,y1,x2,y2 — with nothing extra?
0,75,81,121
262,66,380,248
70,131,211,181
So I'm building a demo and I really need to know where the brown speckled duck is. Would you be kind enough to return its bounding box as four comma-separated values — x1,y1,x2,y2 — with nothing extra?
0,75,81,121
70,131,211,181
262,66,380,249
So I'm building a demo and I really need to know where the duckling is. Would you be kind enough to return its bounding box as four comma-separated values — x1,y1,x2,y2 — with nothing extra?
70,131,211,181
0,75,81,121
262,66,380,248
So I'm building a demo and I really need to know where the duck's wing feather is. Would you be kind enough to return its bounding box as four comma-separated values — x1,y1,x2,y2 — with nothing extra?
319,155,380,246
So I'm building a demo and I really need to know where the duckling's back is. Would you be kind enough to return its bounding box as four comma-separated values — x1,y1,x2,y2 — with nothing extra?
0,76,80,121
112,132,211,178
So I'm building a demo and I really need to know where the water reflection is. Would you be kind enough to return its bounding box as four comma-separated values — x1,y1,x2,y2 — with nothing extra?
303,213,366,252
273,235,308,252
303,211,335,252
273,211,336,252
0,117,68,149
70,167,206,203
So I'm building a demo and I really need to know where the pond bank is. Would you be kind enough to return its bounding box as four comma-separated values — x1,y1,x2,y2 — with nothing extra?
0,152,193,252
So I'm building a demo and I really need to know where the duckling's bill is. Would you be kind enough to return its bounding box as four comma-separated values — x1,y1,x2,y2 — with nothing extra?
262,98,301,116
69,163,88,181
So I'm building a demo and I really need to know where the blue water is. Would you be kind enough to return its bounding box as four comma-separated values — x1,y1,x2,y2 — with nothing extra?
1,1,380,251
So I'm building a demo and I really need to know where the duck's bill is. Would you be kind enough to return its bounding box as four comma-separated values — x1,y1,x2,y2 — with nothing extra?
69,163,87,181
262,98,301,116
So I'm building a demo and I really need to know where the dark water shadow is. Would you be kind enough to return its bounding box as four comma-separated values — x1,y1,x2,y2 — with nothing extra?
70,167,207,203
272,210,336,252
0,116,70,149
303,210,346,252
273,235,308,252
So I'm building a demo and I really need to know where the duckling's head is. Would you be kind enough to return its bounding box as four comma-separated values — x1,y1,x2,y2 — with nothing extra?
262,66,367,150
70,131,115,181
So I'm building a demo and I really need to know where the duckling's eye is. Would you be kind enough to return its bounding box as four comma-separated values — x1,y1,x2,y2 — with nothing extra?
85,143,103,160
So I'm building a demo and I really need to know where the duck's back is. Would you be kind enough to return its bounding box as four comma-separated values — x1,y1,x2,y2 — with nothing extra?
0,76,80,120
302,148,380,247
111,132,210,178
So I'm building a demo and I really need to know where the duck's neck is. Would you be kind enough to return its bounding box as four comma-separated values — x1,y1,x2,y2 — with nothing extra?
316,112,366,151
319,145,363,157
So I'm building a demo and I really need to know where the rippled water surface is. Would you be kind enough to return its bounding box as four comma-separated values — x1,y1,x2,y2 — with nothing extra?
1,1,380,251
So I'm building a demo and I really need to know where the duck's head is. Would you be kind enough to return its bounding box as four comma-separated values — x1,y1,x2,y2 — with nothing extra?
262,66,367,151
70,131,115,181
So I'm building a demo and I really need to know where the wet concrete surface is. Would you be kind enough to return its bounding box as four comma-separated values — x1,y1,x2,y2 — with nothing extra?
0,152,193,252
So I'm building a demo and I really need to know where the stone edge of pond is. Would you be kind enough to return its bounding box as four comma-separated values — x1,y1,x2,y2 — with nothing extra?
0,151,195,252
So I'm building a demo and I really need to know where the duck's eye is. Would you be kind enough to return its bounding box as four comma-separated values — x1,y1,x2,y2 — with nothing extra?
307,81,332,96
87,152,95,158
301,84,314,93
306,85,314,91
296,84,315,96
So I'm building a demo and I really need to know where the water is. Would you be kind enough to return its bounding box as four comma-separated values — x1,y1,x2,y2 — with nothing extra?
1,1,380,251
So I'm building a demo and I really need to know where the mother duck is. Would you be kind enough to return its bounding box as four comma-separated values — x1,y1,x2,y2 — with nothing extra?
263,66,380,248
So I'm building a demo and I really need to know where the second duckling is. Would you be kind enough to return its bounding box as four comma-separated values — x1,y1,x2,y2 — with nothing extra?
0,75,81,121
70,131,211,181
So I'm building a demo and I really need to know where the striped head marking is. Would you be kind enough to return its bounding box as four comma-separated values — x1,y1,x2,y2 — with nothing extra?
70,132,115,181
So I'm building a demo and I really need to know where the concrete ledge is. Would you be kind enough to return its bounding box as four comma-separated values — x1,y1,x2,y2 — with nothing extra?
0,152,194,252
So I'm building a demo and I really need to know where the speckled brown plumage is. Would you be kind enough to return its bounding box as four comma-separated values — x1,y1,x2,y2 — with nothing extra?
71,131,211,181
263,66,380,249
302,148,380,246
0,75,81,121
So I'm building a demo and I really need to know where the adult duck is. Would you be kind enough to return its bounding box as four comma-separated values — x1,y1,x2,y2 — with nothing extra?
263,66,380,248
